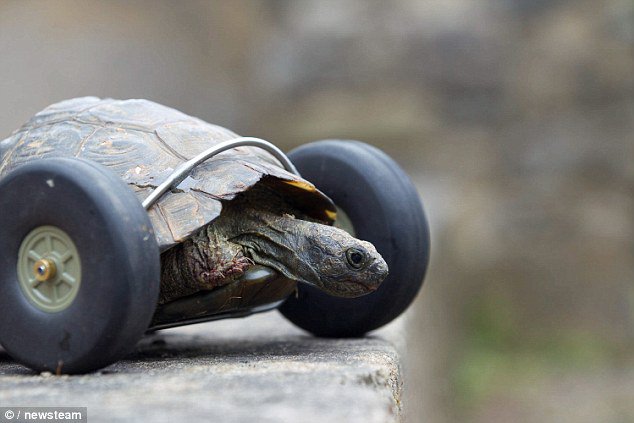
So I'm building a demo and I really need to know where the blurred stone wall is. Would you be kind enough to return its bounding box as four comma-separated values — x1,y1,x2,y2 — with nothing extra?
1,0,632,421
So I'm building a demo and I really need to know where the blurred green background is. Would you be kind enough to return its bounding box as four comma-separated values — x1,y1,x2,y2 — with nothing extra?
1,1,632,421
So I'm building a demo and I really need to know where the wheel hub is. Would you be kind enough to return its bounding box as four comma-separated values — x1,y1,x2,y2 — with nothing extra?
33,258,57,282
17,226,81,312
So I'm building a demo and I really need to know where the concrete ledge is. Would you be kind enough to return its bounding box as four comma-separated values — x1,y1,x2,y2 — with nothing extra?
0,313,403,423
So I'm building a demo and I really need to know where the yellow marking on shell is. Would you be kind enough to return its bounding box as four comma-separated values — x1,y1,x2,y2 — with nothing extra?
27,140,44,149
283,180,316,192
325,209,337,221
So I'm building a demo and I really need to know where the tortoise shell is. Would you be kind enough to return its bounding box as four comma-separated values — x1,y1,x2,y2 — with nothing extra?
0,97,336,250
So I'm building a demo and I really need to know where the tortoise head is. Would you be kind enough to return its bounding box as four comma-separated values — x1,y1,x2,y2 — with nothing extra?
232,213,388,298
305,227,389,297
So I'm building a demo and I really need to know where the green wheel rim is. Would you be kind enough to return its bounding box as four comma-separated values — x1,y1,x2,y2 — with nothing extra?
17,226,82,312
334,206,356,237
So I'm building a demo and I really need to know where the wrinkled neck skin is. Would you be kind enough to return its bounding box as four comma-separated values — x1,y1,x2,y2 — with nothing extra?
217,204,388,298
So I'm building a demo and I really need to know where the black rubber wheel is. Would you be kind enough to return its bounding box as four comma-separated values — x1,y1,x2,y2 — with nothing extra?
279,140,430,337
0,158,160,373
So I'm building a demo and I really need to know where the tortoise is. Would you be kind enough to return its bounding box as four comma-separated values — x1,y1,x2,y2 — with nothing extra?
0,97,429,374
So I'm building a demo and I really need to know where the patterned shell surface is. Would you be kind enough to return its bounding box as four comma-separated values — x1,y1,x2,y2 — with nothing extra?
0,97,335,250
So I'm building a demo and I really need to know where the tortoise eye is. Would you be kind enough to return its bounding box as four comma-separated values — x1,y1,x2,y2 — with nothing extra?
346,248,366,269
